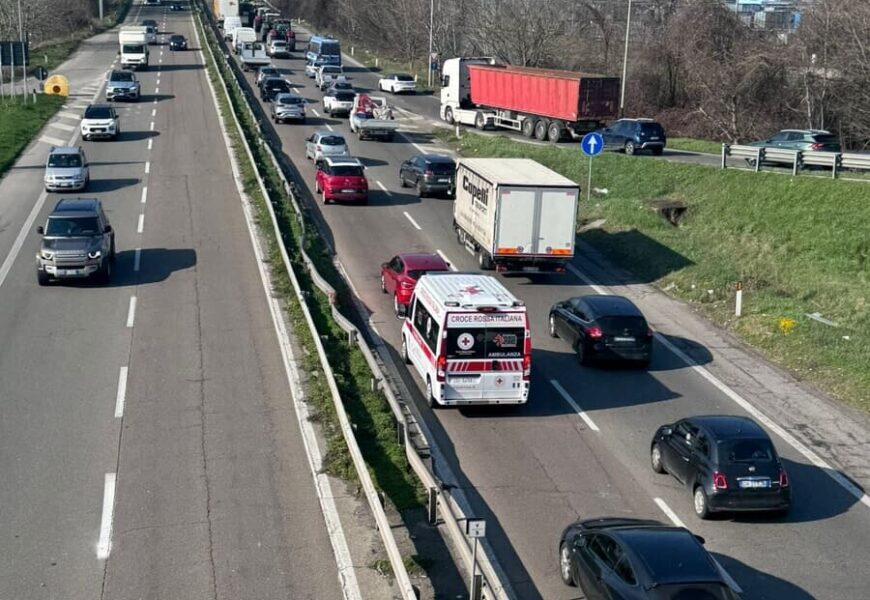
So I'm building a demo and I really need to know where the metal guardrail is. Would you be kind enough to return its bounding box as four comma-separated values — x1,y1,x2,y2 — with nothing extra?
197,4,513,600
722,143,870,179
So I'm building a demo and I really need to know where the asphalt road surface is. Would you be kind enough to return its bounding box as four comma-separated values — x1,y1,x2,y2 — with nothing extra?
227,30,870,600
0,4,344,599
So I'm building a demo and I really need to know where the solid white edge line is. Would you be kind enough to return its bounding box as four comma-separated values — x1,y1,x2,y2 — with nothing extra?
133,247,141,272
193,12,362,599
435,249,457,271
144,161,150,174
140,186,147,204
126,296,137,328
114,366,128,418
550,379,600,432
402,211,422,231
569,261,870,510
137,213,145,233
96,472,117,560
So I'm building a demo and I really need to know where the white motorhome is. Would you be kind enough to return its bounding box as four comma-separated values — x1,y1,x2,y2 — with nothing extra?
231,26,256,53
401,273,531,407
453,158,579,274
118,27,149,70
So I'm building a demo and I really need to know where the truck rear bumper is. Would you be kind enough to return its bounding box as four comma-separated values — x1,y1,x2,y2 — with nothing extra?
493,257,571,274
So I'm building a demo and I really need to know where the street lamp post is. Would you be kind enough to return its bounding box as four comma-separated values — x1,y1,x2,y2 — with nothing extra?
427,0,435,87
619,0,633,117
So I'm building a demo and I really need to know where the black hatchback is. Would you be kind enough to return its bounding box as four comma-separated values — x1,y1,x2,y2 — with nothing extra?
169,34,187,51
398,154,456,197
651,415,791,519
559,517,740,599
260,77,291,102
548,295,653,366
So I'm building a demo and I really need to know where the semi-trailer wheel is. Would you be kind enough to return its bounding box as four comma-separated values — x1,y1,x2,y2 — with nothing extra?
534,119,549,141
521,118,535,138
547,121,563,143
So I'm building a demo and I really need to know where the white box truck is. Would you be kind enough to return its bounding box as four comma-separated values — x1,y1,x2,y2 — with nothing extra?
119,27,149,70
231,26,256,54
453,158,579,274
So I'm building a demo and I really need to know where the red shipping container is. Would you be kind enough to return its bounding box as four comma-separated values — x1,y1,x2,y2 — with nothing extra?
468,64,619,123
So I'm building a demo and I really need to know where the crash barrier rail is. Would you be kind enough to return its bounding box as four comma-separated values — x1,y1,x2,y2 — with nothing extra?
722,144,870,179
196,4,513,600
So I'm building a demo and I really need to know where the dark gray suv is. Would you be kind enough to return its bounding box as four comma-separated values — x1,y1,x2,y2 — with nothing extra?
36,198,115,285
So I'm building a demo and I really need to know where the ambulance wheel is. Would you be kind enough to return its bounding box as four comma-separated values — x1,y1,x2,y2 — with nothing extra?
401,336,411,364
426,378,438,409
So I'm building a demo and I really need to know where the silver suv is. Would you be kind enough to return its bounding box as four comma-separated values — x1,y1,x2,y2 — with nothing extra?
44,146,90,192
36,198,115,285
106,70,141,101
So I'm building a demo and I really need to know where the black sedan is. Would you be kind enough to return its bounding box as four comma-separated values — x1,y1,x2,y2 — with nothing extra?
651,415,790,519
559,518,740,599
169,3,186,10
169,34,187,51
398,154,456,197
548,294,652,366
260,77,292,102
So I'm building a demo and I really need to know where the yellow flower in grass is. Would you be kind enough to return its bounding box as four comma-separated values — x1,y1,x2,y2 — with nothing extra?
778,318,796,335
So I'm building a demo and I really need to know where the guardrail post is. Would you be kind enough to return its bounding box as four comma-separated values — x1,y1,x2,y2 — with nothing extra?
755,148,762,173
397,421,406,445
348,329,357,344
793,152,801,177
721,144,728,169
833,155,840,179
427,487,437,525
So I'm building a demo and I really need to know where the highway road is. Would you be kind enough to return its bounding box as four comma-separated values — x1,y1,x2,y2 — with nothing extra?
226,27,870,600
0,4,352,599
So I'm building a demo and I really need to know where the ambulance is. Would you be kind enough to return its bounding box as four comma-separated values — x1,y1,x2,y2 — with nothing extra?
400,273,531,407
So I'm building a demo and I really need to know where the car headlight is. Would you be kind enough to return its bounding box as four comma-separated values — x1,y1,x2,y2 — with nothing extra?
41,250,54,260
88,250,102,259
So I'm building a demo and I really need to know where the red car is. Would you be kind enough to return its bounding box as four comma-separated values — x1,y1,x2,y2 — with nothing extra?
381,253,451,316
315,157,368,204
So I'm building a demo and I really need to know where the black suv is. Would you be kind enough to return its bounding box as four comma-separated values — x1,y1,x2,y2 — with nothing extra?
599,118,667,155
651,415,791,519
398,154,456,197
559,518,740,599
36,198,115,285
260,77,292,102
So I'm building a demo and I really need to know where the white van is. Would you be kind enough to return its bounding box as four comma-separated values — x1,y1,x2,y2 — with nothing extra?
232,26,256,53
401,273,531,407
223,16,242,41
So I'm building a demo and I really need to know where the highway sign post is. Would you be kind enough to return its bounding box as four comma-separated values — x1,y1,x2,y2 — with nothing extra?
581,132,604,204
465,518,486,600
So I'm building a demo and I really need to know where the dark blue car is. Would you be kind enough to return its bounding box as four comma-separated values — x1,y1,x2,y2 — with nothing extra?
598,118,667,155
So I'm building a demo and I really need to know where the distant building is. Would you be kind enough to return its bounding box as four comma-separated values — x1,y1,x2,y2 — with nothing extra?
722,0,802,31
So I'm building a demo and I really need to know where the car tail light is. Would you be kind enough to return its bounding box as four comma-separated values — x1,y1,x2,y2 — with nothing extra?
779,469,789,488
424,169,434,177
810,143,824,151
436,355,447,382
400,280,414,289
587,326,603,339
523,325,532,379
646,328,654,338
713,471,728,490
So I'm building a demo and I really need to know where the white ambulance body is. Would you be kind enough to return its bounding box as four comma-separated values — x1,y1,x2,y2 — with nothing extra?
401,273,531,407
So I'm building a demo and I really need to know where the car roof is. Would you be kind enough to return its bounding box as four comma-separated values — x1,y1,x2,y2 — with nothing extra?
170,34,185,38
688,415,768,440
110,69,135,76
323,156,362,167
620,117,658,123
616,528,721,585
418,154,455,164
578,294,643,317
52,198,101,214
313,130,345,139
86,103,112,110
397,253,450,270
48,146,82,155
264,77,288,84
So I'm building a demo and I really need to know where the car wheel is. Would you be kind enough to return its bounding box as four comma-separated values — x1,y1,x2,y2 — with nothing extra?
399,171,408,187
110,239,116,262
417,182,425,198
315,180,321,194
650,443,666,474
97,259,112,284
37,270,50,286
400,336,411,364
693,486,711,519
380,274,387,293
559,543,576,587
393,295,402,317
548,314,558,338
445,107,455,125
576,341,588,365
426,378,437,408
625,141,636,156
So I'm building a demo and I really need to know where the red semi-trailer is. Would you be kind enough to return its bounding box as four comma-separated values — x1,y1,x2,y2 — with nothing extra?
439,57,620,142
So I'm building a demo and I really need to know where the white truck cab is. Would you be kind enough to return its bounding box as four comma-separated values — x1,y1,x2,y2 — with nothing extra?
401,273,531,407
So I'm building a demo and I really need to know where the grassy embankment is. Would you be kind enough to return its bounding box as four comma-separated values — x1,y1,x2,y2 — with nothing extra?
668,138,723,154
437,130,870,413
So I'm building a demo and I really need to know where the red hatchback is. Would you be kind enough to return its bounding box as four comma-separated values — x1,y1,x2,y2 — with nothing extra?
315,157,368,204
381,253,451,316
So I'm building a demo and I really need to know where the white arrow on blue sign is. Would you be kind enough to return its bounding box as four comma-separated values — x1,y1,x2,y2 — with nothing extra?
581,132,604,157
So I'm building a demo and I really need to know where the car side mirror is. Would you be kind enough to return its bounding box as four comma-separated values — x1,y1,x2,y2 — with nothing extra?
104,225,112,233
694,534,706,545
36,225,44,235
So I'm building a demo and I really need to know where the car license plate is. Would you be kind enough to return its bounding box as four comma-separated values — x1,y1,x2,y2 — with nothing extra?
342,189,356,194
522,266,538,272
438,178,450,183
449,377,477,385
59,269,84,276
650,136,660,140
739,479,770,489
614,336,636,342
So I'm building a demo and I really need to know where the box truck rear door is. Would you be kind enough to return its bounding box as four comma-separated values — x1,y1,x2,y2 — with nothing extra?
495,188,536,255
537,189,577,256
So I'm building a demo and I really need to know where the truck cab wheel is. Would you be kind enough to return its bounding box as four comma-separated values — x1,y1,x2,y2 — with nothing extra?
444,107,455,125
475,112,486,130
521,118,535,138
534,119,549,141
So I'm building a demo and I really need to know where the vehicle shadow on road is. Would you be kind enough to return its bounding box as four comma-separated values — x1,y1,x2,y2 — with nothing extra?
111,247,196,286
712,552,816,600
367,189,421,207
86,177,140,193
156,63,204,72
117,130,160,142
138,93,175,103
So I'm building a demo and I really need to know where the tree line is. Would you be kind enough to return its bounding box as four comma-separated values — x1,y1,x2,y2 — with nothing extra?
282,0,870,149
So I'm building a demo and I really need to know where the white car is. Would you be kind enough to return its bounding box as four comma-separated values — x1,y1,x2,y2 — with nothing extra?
315,65,347,91
80,104,120,141
267,39,290,58
305,131,350,161
378,73,417,94
323,89,355,116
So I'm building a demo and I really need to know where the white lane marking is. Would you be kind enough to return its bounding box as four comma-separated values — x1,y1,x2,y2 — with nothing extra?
436,249,458,271
411,141,430,155
570,261,870,511
325,124,334,131
147,138,153,151
311,108,320,117
133,248,141,272
137,213,145,233
292,87,300,94
114,367,128,418
126,296,137,328
48,121,76,132
156,79,160,86
152,98,157,105
144,161,150,174
150,121,155,131
375,180,389,192
140,186,148,204
550,379,600,432
39,134,68,146
58,110,80,120
0,191,48,291
151,108,156,117
96,473,117,560
403,211,422,231
155,87,159,94
655,497,746,595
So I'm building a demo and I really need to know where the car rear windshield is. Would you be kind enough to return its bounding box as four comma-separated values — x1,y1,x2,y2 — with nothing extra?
395,74,414,81
322,67,341,74
446,327,525,359
336,92,355,101
46,216,100,236
320,41,340,55
407,268,446,280
269,81,290,90
84,107,112,119
427,162,455,174
330,165,363,176
597,316,646,335
640,122,665,136
111,72,134,81
812,134,839,144
320,136,346,146
627,532,717,584
719,439,775,463
278,95,303,104
48,154,82,168
272,40,286,46
171,35,184,42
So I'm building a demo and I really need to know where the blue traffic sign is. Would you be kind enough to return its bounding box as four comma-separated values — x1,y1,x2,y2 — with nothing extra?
581,132,604,157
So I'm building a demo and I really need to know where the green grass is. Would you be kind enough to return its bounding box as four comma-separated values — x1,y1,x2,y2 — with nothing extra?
0,95,65,177
198,10,424,511
668,137,723,155
436,130,870,413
